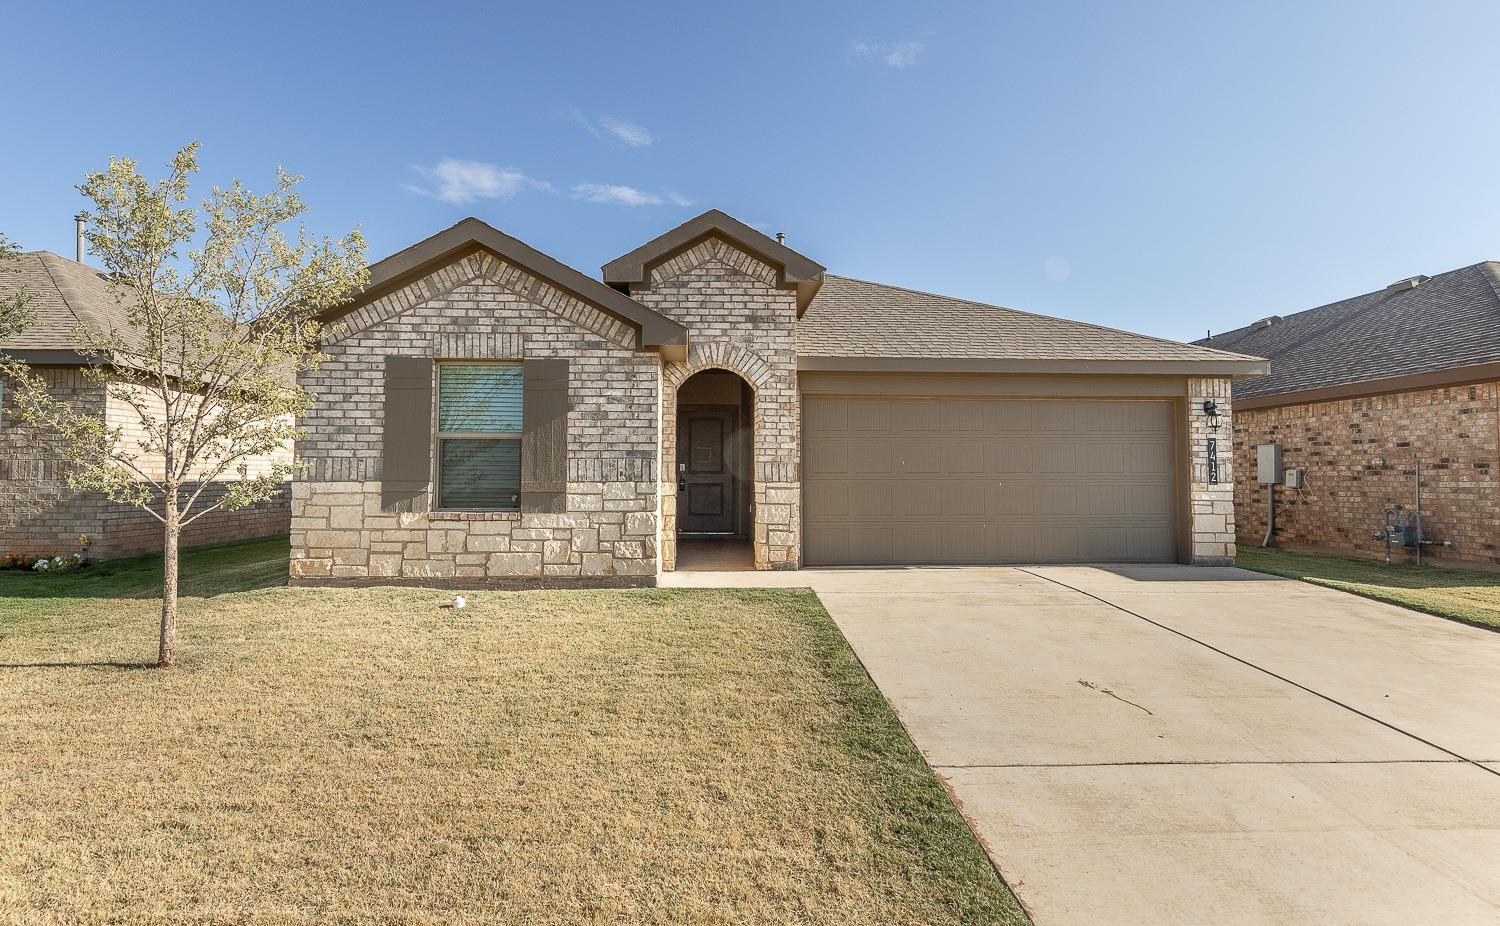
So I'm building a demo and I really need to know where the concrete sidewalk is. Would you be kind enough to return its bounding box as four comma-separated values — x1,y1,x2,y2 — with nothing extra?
663,564,1500,925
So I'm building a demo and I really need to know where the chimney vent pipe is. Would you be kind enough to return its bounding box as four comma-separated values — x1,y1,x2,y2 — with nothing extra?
74,213,87,264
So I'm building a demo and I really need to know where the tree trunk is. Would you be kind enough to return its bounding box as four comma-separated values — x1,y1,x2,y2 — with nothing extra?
158,495,180,669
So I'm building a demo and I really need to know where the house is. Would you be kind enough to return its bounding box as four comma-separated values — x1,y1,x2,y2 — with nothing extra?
1199,261,1500,566
0,250,291,559
291,210,1266,586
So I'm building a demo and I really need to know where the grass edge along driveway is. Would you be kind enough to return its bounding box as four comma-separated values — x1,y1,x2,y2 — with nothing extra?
0,538,1027,925
1237,545,1500,631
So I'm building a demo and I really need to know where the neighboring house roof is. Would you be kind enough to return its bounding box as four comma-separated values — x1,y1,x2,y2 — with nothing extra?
0,251,134,362
1196,261,1500,407
602,209,827,314
322,217,689,358
798,275,1268,376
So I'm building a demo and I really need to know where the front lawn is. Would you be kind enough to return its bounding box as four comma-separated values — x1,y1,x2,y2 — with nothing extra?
0,539,1024,925
1237,546,1500,631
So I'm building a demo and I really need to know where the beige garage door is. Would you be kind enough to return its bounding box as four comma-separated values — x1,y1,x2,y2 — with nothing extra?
802,397,1178,565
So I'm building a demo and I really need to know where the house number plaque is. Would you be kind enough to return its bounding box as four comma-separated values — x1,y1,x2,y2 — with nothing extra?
1206,437,1219,485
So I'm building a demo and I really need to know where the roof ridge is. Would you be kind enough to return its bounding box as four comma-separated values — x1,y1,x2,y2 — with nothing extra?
34,251,91,334
826,274,1265,362
1209,259,1500,344
37,251,124,339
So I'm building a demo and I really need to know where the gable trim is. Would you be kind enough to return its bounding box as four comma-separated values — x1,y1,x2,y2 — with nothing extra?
602,209,826,314
318,217,687,358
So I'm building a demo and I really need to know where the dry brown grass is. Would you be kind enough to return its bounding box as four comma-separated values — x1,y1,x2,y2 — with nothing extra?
0,539,1025,925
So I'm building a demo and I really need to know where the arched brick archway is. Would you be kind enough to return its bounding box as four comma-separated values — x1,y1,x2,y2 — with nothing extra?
661,344,781,571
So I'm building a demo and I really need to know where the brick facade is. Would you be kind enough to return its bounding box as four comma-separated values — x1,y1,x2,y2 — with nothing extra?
285,227,1240,584
0,366,291,560
631,237,801,570
290,251,661,584
1231,381,1500,566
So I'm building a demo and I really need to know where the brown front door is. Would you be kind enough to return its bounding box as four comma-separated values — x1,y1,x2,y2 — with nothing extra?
677,405,737,534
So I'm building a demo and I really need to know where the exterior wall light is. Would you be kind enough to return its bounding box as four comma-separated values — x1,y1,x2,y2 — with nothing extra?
1201,399,1222,431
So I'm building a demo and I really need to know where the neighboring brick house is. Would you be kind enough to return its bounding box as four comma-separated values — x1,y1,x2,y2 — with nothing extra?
291,210,1265,586
0,251,291,559
1200,262,1500,566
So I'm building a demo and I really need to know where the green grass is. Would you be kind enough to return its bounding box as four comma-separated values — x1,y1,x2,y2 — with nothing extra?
0,538,1025,925
1237,546,1500,631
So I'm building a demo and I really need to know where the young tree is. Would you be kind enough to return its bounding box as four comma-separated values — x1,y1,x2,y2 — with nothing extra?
0,231,37,340
12,144,367,667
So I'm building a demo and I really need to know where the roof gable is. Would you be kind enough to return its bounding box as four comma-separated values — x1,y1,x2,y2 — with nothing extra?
602,209,826,313
1198,261,1500,401
322,217,687,357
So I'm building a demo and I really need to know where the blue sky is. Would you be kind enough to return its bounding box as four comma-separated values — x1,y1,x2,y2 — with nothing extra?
5,0,1500,340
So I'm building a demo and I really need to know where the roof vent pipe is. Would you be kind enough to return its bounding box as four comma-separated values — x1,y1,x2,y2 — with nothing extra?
74,213,87,264
775,232,785,244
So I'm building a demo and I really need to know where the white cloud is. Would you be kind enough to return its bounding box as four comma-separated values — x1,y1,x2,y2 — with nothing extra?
570,183,695,207
599,116,653,148
405,159,550,204
567,183,656,207
1044,255,1071,282
848,38,924,69
884,41,924,69
572,109,655,148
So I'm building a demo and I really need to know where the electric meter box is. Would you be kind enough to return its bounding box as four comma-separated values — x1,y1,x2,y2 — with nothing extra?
1284,468,1306,489
1256,444,1283,485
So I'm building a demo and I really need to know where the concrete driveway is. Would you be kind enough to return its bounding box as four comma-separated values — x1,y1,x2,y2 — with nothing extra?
663,564,1500,925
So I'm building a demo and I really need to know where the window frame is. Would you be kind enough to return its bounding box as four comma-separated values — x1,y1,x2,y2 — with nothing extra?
433,360,524,512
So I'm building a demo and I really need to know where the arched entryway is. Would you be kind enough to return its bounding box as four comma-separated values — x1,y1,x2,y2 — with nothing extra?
668,368,755,570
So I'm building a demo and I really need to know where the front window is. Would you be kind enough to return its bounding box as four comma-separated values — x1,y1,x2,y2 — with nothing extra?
436,363,522,509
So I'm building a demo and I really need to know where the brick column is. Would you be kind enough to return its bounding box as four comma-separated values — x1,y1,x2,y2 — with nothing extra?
1188,377,1236,565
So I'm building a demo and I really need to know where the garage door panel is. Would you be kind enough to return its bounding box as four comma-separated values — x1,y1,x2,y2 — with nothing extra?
804,439,849,476
806,398,848,432
1083,443,1128,474
849,400,891,431
1127,400,1174,433
849,525,893,563
851,442,893,474
985,400,1036,431
941,400,986,431
1078,402,1126,432
848,482,893,517
891,399,942,431
1131,482,1175,516
1130,441,1172,474
895,481,944,517
1034,483,1079,515
803,397,1178,566
804,481,848,519
1038,403,1077,431
1035,442,1077,473
987,441,1034,474
987,524,1038,561
946,441,985,473
891,440,942,473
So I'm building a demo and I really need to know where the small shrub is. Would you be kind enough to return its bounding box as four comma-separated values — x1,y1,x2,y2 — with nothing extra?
32,553,89,574
0,552,40,571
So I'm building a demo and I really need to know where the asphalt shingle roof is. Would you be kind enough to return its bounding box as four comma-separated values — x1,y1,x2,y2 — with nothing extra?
0,251,135,353
800,274,1262,364
1197,261,1500,400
